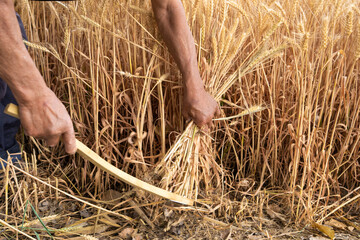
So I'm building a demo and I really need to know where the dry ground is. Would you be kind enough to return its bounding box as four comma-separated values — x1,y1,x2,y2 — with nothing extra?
0,161,359,240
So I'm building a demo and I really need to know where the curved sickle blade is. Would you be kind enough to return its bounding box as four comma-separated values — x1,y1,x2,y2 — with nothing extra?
5,103,194,206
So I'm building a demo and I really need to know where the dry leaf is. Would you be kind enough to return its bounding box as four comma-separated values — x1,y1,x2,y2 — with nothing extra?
248,235,263,240
325,219,347,230
119,227,134,239
266,205,286,222
203,216,230,227
79,209,92,218
340,217,360,231
133,234,143,240
70,235,99,240
312,222,335,240
164,208,173,219
102,189,123,202
99,217,121,228
309,237,329,240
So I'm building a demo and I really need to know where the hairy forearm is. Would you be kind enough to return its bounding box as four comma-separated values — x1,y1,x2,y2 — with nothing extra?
0,1,47,104
151,0,203,90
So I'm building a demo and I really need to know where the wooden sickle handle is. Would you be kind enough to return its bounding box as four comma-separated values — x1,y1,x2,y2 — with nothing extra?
4,103,194,206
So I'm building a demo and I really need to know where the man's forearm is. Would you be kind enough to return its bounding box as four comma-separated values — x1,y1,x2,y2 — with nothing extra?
0,0,47,104
151,0,203,90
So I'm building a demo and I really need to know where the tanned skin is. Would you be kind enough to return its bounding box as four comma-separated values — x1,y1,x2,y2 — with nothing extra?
0,0,219,154
0,0,77,154
151,0,220,128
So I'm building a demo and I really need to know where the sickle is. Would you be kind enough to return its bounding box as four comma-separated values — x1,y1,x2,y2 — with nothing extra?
5,103,194,206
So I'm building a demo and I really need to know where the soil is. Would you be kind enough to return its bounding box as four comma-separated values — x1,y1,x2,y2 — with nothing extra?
7,190,359,240
1,163,359,240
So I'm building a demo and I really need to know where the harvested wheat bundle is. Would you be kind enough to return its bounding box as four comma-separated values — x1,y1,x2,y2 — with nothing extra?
155,34,285,198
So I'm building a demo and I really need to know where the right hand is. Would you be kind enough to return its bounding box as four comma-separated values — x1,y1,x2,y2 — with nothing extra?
18,88,77,154
182,82,220,129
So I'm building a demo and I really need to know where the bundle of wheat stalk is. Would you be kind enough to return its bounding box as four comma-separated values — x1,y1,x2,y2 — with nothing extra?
154,36,285,198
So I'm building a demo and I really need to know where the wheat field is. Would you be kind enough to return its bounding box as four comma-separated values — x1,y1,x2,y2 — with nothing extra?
1,0,360,238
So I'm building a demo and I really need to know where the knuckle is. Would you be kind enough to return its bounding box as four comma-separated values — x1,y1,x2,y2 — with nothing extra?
48,129,61,136
199,115,208,123
67,124,75,133
196,120,206,127
65,118,73,127
26,129,38,137
25,130,33,136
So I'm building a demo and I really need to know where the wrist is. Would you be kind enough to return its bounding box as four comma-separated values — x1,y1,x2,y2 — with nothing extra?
183,83,205,102
8,72,49,106
183,73,204,92
14,82,49,106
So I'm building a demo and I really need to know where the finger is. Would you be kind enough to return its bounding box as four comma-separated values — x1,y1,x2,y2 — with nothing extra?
62,127,77,155
207,120,214,129
45,134,61,147
182,110,190,121
193,117,204,128
215,105,221,118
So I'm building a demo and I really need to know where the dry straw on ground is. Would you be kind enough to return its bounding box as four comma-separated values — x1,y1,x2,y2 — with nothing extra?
1,0,360,238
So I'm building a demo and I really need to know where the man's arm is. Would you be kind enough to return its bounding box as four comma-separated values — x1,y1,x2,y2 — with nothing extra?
151,0,220,128
0,0,76,154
